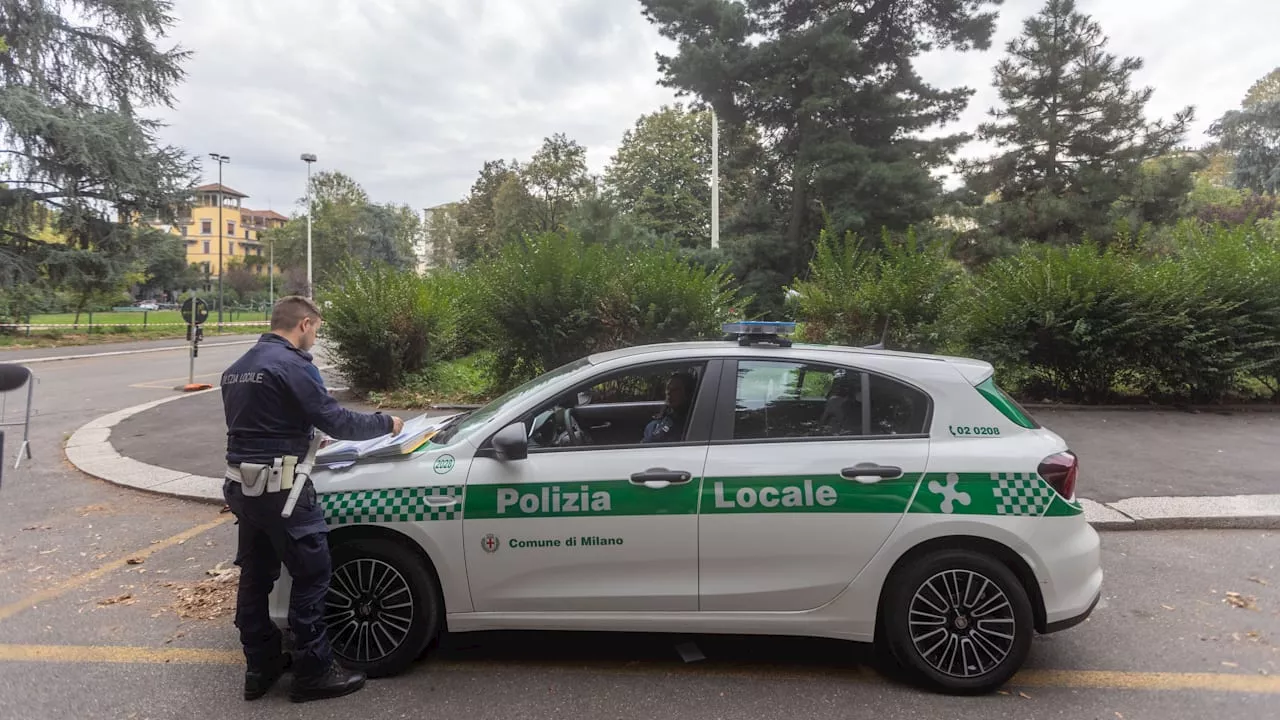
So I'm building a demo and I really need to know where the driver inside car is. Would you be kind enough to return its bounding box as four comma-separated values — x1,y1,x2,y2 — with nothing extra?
642,372,696,443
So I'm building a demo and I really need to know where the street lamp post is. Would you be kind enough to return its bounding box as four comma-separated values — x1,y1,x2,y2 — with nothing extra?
209,153,230,328
710,108,719,250
300,153,317,298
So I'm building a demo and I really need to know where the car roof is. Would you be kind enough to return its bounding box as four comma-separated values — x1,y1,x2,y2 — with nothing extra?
586,340,994,383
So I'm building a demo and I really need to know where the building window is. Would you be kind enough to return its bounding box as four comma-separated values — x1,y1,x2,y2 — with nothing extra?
227,221,235,236
203,240,210,254
244,229,250,239
180,225,187,237
201,220,212,234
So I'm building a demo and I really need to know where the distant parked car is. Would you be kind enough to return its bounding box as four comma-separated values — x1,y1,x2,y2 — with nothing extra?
135,301,159,310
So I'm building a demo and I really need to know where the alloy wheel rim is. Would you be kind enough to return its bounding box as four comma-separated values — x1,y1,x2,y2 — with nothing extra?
326,558,414,663
908,569,1016,678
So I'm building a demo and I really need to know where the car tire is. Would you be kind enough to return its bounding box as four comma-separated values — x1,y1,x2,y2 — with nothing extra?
325,538,441,678
881,549,1033,695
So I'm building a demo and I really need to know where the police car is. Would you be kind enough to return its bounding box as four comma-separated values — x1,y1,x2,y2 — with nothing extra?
270,322,1101,695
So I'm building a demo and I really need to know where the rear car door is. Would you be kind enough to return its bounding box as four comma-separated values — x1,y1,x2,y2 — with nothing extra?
698,358,933,612
462,358,720,613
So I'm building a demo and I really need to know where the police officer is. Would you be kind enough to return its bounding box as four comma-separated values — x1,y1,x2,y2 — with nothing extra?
222,296,403,703
642,372,695,443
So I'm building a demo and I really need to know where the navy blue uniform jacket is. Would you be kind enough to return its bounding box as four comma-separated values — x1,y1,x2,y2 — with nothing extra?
223,334,392,465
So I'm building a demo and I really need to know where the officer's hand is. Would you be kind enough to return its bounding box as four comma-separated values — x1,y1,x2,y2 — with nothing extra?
390,416,404,435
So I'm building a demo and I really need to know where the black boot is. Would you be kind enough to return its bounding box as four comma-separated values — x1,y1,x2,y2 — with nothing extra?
289,660,366,703
244,652,292,701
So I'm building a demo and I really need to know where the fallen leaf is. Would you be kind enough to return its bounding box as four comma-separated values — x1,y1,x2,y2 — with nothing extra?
1225,592,1259,611
1162,604,1176,611
997,690,1010,696
97,593,135,607
1223,661,1239,668
126,557,144,565
1116,713,1125,719
21,525,51,531
1249,577,1269,586
37,548,58,555
1018,691,1032,699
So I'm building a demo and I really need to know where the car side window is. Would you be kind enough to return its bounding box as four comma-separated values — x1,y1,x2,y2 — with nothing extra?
732,360,929,440
526,361,708,450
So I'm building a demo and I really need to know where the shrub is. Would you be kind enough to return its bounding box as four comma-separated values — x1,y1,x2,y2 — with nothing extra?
1133,223,1280,402
470,232,740,389
958,242,1152,402
320,262,459,391
792,227,963,352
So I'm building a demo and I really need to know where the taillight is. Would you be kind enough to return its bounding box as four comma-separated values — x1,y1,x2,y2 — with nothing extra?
1038,451,1078,500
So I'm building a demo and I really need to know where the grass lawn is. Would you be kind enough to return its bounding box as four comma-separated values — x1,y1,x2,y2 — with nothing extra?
27,310,270,326
0,324,269,349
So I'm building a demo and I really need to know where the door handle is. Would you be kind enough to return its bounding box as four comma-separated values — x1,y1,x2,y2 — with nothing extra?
590,422,612,430
629,468,692,488
840,463,903,484
425,496,458,507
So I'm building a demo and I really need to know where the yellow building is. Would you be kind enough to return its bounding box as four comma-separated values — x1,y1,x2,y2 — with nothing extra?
166,183,288,277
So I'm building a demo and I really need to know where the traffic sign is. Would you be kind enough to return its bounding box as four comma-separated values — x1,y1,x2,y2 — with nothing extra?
181,297,209,326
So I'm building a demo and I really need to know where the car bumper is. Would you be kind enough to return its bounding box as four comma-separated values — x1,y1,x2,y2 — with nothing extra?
1034,517,1103,631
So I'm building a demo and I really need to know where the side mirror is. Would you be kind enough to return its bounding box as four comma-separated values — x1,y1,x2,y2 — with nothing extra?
491,422,528,461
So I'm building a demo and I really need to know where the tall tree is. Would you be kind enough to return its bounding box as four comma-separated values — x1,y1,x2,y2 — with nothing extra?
454,159,520,262
640,0,999,309
263,171,416,281
523,133,592,233
0,0,197,286
1210,67,1280,196
961,0,1193,243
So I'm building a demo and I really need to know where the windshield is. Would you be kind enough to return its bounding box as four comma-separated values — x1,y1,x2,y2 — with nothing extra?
437,357,592,443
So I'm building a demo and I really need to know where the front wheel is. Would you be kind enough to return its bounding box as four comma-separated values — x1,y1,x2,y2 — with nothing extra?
325,538,441,678
880,549,1033,695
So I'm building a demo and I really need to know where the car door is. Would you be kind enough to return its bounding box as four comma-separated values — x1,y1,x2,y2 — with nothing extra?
698,358,932,612
462,358,721,613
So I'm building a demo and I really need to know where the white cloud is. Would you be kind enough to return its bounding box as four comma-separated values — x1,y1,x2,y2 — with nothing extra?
154,0,1278,212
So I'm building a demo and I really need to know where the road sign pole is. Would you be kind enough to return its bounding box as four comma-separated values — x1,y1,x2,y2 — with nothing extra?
188,292,197,387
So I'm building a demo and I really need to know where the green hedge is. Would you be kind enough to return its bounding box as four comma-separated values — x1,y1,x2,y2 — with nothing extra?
468,232,739,389
319,222,1279,405
320,262,459,391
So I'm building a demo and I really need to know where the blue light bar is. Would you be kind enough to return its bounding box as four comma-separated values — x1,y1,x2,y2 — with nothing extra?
722,321,797,336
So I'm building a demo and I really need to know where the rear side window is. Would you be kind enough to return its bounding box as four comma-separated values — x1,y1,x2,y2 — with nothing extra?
976,377,1040,429
731,361,931,440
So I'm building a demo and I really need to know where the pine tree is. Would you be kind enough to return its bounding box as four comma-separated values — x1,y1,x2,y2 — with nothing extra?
961,0,1193,244
640,0,998,311
0,0,198,288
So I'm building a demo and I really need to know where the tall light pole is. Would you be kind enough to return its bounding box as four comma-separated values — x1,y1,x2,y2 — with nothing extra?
710,107,720,250
301,153,317,298
209,153,230,327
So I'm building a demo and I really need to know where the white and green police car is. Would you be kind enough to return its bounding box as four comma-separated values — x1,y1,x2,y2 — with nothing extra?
270,322,1101,695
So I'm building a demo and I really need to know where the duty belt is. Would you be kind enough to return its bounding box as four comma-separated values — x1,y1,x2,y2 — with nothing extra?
225,434,323,518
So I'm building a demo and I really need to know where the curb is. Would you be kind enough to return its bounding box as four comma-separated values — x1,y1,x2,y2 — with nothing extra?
66,393,1280,530
64,388,225,505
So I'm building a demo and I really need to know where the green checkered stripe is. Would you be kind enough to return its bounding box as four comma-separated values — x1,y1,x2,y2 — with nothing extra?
320,486,463,525
992,472,1055,517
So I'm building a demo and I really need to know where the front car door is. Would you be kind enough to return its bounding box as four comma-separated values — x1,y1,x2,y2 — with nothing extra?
462,358,721,613
698,357,933,611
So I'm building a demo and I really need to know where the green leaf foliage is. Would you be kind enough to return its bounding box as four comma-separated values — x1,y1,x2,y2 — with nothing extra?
320,262,460,391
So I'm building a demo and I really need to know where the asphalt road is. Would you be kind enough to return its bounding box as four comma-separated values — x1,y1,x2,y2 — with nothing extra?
0,338,1277,719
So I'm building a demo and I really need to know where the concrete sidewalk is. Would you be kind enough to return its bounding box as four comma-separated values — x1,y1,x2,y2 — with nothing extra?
65,384,1280,530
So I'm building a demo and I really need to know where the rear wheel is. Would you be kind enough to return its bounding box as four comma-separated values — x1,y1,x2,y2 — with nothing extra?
325,538,441,678
881,549,1033,695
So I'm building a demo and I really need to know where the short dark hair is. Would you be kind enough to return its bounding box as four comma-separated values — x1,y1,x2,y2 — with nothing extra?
270,296,322,331
668,371,696,394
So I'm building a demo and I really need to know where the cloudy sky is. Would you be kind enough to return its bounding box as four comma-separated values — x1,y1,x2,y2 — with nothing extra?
155,0,1280,215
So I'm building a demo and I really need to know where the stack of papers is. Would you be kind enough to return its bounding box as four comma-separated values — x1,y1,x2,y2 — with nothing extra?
316,413,450,467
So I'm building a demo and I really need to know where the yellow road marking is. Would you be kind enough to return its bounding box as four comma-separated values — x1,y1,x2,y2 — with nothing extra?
0,515,232,622
0,644,241,665
0,642,1276,695
1014,668,1280,694
129,371,223,389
